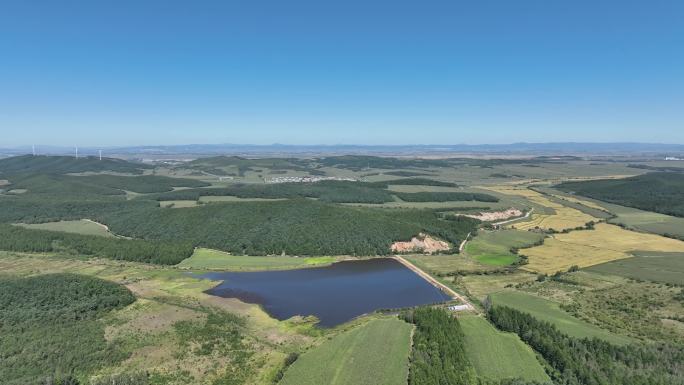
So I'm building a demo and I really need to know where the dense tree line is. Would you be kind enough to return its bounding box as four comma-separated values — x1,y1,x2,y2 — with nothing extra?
395,191,499,203
0,224,193,265
375,178,459,187
101,200,479,256
404,307,478,385
150,180,396,203
488,305,684,385
181,155,313,176
403,308,548,385
0,274,135,385
0,155,151,174
4,173,208,196
556,172,684,217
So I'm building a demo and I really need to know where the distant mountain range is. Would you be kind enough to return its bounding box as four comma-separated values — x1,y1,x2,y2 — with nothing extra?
1,142,684,158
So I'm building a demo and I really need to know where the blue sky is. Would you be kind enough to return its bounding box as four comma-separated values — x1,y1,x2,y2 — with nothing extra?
1,0,683,146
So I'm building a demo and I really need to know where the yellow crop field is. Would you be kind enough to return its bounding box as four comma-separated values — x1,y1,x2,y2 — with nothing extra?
482,185,597,231
520,223,684,273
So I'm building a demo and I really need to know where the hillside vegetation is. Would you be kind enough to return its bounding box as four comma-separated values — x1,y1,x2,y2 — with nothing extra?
0,154,151,175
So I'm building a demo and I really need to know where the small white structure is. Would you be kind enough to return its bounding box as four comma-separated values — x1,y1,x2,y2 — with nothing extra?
447,304,474,312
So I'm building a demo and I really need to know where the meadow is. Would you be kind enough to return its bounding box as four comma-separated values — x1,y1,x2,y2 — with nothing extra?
279,318,413,385
459,315,550,382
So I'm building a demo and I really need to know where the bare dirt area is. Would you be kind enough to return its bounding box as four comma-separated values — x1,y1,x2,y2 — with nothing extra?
391,233,450,254
463,208,523,222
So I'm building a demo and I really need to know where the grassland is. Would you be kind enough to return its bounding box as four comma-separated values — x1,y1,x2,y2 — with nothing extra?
459,315,550,382
490,291,632,344
586,252,684,285
15,219,114,237
405,253,499,276
279,318,412,385
465,229,544,265
177,248,338,271
520,223,684,273
461,272,538,301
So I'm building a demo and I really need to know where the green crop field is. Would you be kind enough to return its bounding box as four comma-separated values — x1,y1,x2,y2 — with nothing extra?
15,219,114,237
465,229,545,265
586,252,684,285
177,248,337,270
490,291,632,345
459,315,550,382
279,318,412,385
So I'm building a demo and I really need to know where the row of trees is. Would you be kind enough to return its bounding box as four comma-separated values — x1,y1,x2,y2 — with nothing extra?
394,191,499,203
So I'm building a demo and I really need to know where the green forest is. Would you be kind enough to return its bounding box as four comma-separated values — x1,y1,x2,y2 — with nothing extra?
556,172,684,217
102,200,479,256
0,274,135,385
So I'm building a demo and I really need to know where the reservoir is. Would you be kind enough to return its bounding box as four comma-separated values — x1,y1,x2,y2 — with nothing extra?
200,258,451,327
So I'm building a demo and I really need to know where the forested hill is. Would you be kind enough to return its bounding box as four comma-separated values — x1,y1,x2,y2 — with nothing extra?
0,155,152,175
556,172,684,218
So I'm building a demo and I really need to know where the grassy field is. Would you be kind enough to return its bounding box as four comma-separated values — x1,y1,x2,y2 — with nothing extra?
520,223,684,273
461,272,538,301
586,252,684,285
405,253,498,276
279,318,412,385
176,248,338,271
490,291,632,344
16,219,114,237
465,229,544,265
459,315,550,382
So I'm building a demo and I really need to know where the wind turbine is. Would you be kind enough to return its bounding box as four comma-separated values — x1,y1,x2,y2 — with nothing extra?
75,145,78,158
32,144,36,156
99,149,102,160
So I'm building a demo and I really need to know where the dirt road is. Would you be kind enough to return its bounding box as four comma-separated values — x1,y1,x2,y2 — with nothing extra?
392,256,475,311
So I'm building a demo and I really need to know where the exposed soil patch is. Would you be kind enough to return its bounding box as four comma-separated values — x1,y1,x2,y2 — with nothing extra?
391,233,450,254
463,208,523,222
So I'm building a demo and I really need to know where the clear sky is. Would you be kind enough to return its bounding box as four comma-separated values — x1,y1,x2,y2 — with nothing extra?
1,0,683,146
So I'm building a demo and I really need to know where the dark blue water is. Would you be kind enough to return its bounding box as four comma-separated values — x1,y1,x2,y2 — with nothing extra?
200,258,450,327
